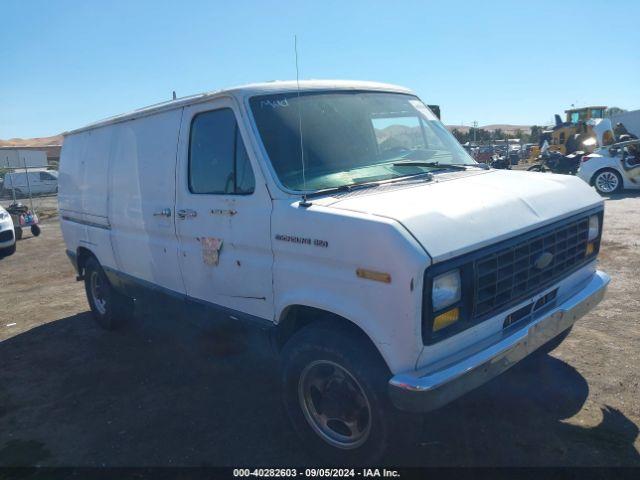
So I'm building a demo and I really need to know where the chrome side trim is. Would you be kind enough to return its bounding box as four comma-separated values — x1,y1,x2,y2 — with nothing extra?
61,215,111,230
388,270,610,412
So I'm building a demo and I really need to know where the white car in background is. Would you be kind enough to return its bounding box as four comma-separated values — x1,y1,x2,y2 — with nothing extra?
578,139,640,194
0,205,16,256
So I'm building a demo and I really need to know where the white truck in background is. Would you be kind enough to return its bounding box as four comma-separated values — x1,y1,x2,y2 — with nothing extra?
611,109,640,138
59,80,609,464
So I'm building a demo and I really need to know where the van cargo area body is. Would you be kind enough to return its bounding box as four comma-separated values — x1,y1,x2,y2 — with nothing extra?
59,80,609,464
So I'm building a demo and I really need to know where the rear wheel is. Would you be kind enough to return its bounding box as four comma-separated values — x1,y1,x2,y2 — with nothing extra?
593,169,622,194
281,322,417,465
14,227,23,241
83,256,134,330
30,224,41,236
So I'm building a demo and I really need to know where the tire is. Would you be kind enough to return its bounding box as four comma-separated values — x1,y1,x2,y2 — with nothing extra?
281,322,417,465
31,224,41,236
14,227,23,241
83,256,134,330
527,164,543,172
592,169,622,194
531,326,573,358
0,243,16,257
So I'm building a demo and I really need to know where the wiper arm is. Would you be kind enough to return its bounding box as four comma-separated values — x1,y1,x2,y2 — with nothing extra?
304,181,381,200
392,161,467,171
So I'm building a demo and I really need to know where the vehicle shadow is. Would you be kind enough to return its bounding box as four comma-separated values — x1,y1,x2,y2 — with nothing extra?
393,355,640,466
0,304,638,467
602,190,640,201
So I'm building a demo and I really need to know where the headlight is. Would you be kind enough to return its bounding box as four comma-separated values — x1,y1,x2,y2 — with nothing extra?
588,214,600,241
432,269,461,311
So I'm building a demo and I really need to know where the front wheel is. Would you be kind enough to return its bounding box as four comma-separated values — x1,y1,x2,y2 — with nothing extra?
281,323,416,465
593,169,622,194
83,256,134,330
0,243,16,257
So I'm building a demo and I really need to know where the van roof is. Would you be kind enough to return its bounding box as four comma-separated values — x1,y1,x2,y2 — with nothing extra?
64,80,412,135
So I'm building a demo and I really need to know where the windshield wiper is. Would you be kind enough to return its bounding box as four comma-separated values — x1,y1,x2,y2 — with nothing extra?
392,161,467,171
304,181,381,200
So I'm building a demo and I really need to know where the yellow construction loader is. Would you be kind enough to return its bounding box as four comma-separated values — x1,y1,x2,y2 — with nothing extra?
527,106,609,161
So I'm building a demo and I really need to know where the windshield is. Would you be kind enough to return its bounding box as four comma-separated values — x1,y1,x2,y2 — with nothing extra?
250,91,476,191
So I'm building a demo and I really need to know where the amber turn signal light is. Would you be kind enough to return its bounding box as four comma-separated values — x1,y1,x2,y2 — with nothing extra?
433,307,460,332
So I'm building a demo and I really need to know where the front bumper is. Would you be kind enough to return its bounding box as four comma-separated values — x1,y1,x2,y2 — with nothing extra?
0,224,16,248
389,270,610,412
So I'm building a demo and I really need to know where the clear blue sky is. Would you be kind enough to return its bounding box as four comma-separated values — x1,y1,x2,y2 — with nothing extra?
2,0,639,138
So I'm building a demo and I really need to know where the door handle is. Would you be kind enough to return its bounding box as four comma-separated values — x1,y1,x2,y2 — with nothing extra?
153,208,172,218
177,208,197,219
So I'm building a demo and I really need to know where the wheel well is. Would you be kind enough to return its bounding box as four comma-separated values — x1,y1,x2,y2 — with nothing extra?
76,247,96,277
590,167,621,186
274,305,375,353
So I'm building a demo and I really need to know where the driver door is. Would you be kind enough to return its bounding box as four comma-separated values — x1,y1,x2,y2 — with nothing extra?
175,98,274,321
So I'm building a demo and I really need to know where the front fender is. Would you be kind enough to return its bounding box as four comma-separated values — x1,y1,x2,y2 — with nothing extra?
272,201,430,373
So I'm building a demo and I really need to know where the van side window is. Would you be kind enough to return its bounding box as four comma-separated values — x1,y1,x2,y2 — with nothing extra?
188,108,255,195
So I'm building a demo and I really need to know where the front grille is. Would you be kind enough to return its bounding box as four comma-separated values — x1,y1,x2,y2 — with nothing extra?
0,229,14,242
474,215,594,317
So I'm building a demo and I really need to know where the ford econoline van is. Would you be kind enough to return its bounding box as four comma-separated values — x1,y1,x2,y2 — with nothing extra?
59,80,609,463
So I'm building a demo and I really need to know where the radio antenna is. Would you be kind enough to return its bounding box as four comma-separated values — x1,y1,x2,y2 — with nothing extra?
295,35,311,207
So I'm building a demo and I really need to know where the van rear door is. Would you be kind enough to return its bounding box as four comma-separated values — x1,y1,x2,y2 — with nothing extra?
174,97,274,321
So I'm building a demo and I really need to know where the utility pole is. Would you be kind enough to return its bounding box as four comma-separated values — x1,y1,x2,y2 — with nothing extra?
472,121,478,144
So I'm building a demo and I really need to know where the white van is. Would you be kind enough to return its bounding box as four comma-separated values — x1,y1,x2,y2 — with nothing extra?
59,80,609,463
2,169,58,197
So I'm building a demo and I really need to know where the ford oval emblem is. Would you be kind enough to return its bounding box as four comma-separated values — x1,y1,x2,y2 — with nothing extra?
534,251,554,270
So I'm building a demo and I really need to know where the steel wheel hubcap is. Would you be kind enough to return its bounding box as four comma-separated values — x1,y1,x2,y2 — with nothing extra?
90,271,107,315
298,360,372,449
596,172,618,193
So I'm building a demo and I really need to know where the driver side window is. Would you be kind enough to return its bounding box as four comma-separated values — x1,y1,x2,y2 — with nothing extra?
188,108,255,195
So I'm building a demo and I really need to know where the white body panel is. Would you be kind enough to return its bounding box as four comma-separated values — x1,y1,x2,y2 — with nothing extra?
59,80,606,378
60,110,184,292
108,109,184,293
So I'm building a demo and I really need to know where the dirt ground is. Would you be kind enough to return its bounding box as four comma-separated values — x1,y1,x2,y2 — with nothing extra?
0,192,639,467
